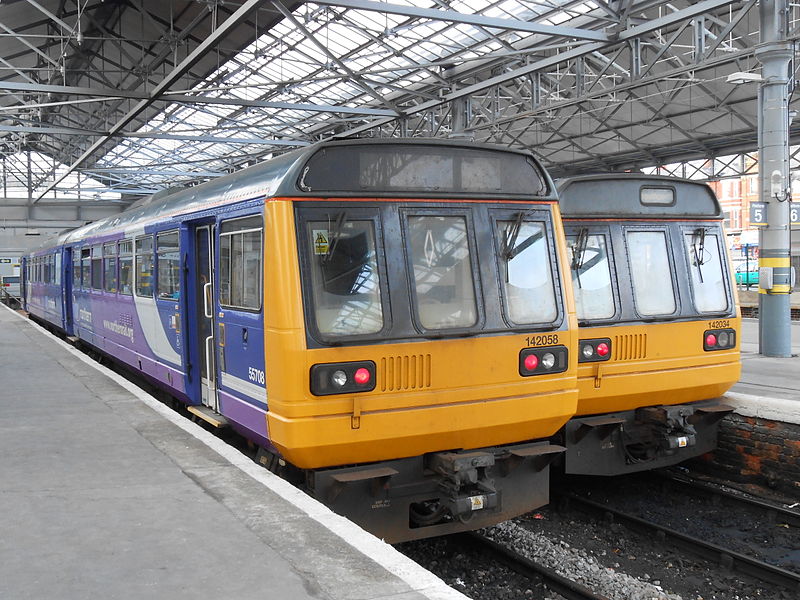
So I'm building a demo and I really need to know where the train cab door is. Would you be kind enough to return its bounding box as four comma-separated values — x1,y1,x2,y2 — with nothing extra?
194,224,219,411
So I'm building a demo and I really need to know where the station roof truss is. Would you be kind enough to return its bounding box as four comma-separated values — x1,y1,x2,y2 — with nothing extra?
2,0,800,205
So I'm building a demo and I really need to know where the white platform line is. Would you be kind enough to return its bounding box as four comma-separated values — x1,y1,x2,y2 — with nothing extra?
2,304,468,600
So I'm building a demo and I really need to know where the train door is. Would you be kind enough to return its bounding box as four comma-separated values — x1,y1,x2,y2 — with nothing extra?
60,248,71,332
194,225,219,411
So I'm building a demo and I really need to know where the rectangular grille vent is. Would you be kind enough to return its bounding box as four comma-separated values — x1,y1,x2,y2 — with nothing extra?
613,334,647,361
380,354,432,392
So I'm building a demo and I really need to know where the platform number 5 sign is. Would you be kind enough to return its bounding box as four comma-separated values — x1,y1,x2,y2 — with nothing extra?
750,202,767,226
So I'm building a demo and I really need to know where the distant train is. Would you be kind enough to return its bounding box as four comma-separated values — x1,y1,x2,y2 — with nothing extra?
556,174,739,475
23,139,579,542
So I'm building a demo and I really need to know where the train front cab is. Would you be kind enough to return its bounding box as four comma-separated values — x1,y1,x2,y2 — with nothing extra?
558,175,740,476
259,142,579,541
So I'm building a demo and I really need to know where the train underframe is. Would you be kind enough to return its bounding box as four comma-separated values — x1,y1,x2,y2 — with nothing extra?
561,399,733,476
260,441,565,543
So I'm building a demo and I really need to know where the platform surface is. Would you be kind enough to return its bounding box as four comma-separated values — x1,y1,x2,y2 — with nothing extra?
0,306,466,600
728,318,800,424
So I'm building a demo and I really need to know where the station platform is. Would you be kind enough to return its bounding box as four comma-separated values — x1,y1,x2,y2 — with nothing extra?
727,318,800,424
0,305,467,600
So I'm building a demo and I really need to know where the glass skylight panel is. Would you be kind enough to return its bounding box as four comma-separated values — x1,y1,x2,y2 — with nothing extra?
87,0,603,197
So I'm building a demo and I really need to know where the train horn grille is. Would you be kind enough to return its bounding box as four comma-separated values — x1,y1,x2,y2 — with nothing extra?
380,354,432,392
613,334,647,361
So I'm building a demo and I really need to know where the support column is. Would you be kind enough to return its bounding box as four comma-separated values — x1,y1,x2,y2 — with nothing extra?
756,0,793,357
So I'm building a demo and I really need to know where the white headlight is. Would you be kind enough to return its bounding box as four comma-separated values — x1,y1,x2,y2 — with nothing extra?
332,370,348,387
541,352,556,369
718,331,730,347
582,344,594,359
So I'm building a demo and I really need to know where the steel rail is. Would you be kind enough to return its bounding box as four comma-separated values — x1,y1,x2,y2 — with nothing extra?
562,493,800,592
460,532,610,600
657,472,800,529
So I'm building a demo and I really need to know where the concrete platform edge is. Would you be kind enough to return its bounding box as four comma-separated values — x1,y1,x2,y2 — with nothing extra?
1,304,469,600
722,391,800,425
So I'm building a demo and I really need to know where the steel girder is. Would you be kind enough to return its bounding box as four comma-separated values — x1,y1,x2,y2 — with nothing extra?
0,1,796,201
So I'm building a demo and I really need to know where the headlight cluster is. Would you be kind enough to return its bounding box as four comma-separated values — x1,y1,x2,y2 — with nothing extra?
310,361,376,396
519,346,569,377
578,338,611,363
703,329,736,351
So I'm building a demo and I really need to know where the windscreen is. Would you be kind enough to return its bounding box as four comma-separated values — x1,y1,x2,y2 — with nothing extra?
567,232,615,320
298,144,546,196
305,218,384,336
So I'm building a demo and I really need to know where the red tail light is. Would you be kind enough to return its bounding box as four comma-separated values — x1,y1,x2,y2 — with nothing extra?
354,368,371,385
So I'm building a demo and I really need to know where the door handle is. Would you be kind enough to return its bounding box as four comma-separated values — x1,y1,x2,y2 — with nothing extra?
205,335,214,384
203,282,213,318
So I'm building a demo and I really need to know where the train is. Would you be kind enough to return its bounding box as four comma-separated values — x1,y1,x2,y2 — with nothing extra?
21,142,740,543
556,174,739,475
22,139,579,542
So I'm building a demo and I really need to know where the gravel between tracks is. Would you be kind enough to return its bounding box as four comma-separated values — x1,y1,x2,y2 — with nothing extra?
398,472,797,600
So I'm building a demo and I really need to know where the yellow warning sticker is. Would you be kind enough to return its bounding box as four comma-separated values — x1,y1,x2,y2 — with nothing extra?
313,229,329,255
469,495,485,511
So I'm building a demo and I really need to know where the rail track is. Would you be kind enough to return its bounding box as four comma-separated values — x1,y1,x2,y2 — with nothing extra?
657,471,800,528
557,491,800,592
457,531,610,600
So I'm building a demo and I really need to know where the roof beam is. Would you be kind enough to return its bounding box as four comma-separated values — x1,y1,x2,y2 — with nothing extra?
0,125,311,147
0,82,398,117
311,0,610,42
32,0,265,203
338,0,741,138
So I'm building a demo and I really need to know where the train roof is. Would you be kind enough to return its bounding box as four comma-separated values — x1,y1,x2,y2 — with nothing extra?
28,139,556,254
556,173,722,219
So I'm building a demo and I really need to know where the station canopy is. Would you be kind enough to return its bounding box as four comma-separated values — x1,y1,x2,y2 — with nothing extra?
1,1,797,204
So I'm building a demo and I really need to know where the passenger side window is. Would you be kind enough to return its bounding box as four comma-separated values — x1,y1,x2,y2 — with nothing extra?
80,248,91,289
119,240,133,296
103,242,117,293
566,231,615,320
72,252,81,288
627,230,676,316
157,231,180,301
135,236,154,297
685,229,728,313
91,246,102,290
406,214,477,330
219,217,262,311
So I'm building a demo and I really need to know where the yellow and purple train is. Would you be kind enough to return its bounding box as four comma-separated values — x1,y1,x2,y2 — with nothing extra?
22,141,739,542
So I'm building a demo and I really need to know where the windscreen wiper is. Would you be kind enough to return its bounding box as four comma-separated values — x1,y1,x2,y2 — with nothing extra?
571,228,589,289
691,227,707,283
502,211,543,262
323,211,348,263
